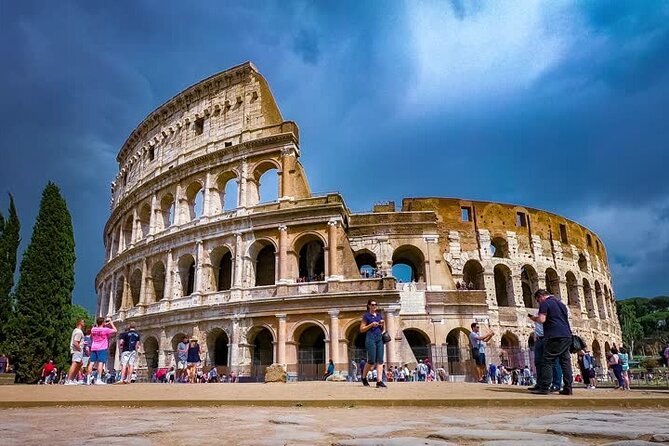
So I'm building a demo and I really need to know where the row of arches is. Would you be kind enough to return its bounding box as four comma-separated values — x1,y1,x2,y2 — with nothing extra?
354,245,427,282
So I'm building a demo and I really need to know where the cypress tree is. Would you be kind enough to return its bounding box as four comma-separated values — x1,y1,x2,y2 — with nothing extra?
0,194,20,345
10,183,75,382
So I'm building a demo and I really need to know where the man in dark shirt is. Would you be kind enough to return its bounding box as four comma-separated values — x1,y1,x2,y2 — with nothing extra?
528,289,573,395
118,322,141,384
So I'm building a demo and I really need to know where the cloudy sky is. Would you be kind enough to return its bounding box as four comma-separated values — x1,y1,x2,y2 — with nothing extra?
1,1,668,312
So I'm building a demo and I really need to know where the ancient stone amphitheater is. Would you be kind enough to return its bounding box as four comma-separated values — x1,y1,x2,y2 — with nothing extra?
96,62,621,381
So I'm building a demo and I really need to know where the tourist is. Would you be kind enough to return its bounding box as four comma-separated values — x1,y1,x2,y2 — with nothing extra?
81,327,92,384
186,337,201,383
165,366,175,383
88,317,117,385
469,322,494,383
577,349,594,389
0,353,8,374
522,365,532,386
528,311,563,392
118,321,141,384
528,289,573,395
608,346,625,390
323,359,335,380
350,360,358,382
207,367,219,383
618,346,630,390
65,318,85,385
40,360,56,384
417,359,428,381
176,335,188,383
488,363,497,384
664,343,669,367
359,299,386,388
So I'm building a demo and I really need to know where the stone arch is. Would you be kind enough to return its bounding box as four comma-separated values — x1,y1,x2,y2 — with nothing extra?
446,327,471,376
354,249,377,277
171,332,189,353
251,160,280,205
392,245,425,283
210,245,233,291
122,215,133,249
138,203,151,239
151,260,166,302
143,336,159,376
521,265,539,308
403,328,432,363
185,181,205,221
294,322,327,381
345,321,367,364
494,263,514,307
578,253,588,273
490,236,509,258
177,254,195,297
206,328,229,367
592,340,602,368
605,341,611,354
114,275,125,311
462,260,485,290
545,267,561,299
216,171,238,213
129,268,142,307
294,233,326,282
565,271,579,306
583,278,595,318
249,326,275,380
595,281,606,319
160,193,175,230
248,239,277,286
500,332,522,368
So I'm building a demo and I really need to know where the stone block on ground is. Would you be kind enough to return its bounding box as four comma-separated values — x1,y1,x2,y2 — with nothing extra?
264,364,287,383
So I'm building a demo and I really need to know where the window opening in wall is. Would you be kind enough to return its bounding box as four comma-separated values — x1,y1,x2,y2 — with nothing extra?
149,147,155,161
225,141,232,147
559,224,569,244
461,207,472,222
123,173,128,186
586,234,592,246
194,117,204,135
515,212,527,227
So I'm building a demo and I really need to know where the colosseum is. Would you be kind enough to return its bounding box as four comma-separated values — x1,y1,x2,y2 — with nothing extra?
96,62,621,382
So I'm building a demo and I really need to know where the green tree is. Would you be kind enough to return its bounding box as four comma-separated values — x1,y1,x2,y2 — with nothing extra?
0,194,20,345
619,302,643,357
70,304,94,330
8,183,75,382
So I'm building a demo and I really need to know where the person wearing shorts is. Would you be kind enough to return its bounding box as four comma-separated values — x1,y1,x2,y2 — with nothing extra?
359,299,386,388
176,336,188,382
186,337,201,384
469,322,494,383
88,317,117,385
65,319,85,385
119,322,141,384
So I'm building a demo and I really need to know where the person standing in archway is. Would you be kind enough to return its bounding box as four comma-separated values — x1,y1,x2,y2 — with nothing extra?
360,299,386,388
469,322,494,383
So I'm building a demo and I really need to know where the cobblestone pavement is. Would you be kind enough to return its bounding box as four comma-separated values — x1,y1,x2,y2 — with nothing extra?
1,406,668,445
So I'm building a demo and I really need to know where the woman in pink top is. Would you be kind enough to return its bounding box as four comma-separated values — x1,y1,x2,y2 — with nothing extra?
87,317,117,385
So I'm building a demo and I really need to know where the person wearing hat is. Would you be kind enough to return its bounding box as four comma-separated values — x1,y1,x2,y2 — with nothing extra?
186,337,201,383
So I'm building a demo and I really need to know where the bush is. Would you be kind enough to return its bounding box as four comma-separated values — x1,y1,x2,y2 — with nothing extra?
641,357,659,370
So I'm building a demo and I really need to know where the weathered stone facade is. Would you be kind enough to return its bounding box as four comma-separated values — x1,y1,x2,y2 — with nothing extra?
96,62,621,380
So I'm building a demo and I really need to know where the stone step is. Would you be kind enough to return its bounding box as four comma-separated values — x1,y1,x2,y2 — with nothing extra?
0,373,16,385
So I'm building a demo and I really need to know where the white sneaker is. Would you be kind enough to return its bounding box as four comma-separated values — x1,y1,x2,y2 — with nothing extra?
64,380,78,386
95,379,106,385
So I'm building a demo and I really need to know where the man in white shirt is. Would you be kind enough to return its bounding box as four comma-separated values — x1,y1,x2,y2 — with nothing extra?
65,319,85,385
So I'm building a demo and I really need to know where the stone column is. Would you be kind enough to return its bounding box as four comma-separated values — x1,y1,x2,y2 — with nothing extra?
278,225,288,282
238,158,248,209
107,275,115,315
202,172,213,217
424,235,438,289
280,147,296,199
385,305,400,367
327,219,339,279
165,249,174,301
194,240,204,295
149,193,158,235
229,318,241,374
130,208,139,245
138,259,148,306
328,310,340,367
159,328,168,367
108,231,116,261
174,183,184,226
233,233,243,288
276,313,287,367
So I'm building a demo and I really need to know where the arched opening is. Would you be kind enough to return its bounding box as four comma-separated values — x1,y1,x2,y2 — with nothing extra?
392,245,425,283
355,250,378,278
346,324,367,366
257,167,279,204
494,264,514,307
129,268,142,307
249,240,276,286
403,328,431,363
490,237,509,258
592,340,602,369
595,281,606,319
500,332,522,368
206,328,229,368
583,278,595,317
565,272,579,306
446,328,471,377
171,333,188,367
604,341,611,354
210,246,233,291
178,254,195,297
521,265,539,308
160,193,175,230
216,172,238,213
545,268,561,299
296,236,325,282
122,216,133,249
462,260,485,290
138,204,151,239
151,261,166,302
114,276,125,312
578,253,588,273
143,336,159,379
296,325,326,381
107,342,117,377
250,327,274,381
185,182,204,221
111,228,119,256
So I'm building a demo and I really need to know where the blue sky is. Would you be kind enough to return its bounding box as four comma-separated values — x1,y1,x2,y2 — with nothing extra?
1,1,668,312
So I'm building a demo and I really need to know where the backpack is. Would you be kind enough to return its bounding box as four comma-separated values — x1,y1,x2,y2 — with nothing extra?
569,334,586,353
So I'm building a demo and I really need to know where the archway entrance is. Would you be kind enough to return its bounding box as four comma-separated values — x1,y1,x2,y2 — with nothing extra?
346,325,367,368
297,325,326,381
521,265,539,308
298,240,325,282
206,329,229,370
494,264,514,307
403,329,431,364
251,328,274,381
500,332,522,369
446,328,471,378
592,340,602,369
143,336,159,380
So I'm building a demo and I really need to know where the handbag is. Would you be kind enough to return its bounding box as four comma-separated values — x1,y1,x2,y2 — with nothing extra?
570,334,586,353
381,331,391,344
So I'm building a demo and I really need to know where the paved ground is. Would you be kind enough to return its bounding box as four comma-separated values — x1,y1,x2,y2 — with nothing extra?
1,383,668,445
